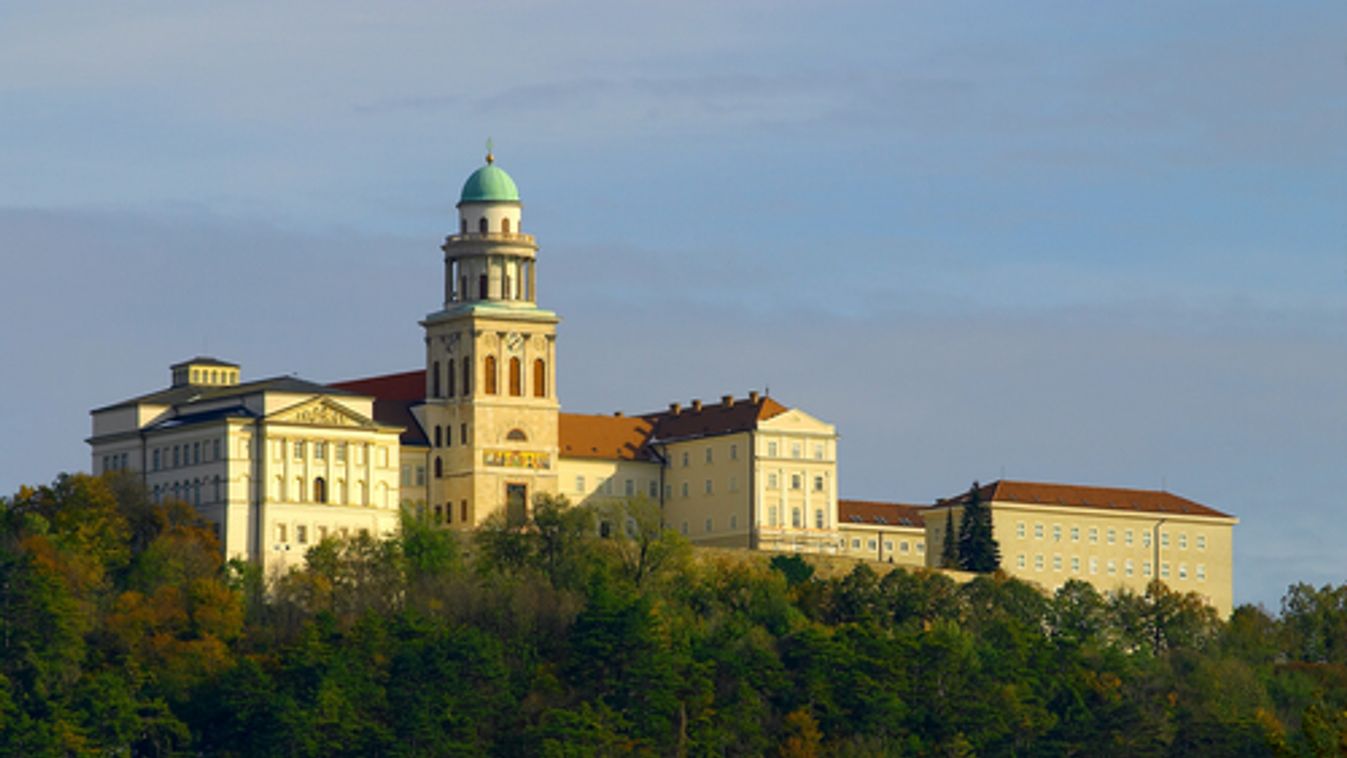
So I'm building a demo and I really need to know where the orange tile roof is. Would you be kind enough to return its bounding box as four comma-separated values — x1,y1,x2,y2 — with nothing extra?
329,370,429,446
559,413,656,461
839,499,929,528
938,480,1233,519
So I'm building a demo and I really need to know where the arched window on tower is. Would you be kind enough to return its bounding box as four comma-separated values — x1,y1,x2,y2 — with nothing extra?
460,275,468,301
479,274,488,299
434,457,443,478
506,429,527,441
435,426,442,447
508,357,522,396
533,359,546,397
462,356,472,395
478,217,488,233
314,477,327,504
447,359,456,396
501,217,511,234
484,355,497,395
432,361,441,397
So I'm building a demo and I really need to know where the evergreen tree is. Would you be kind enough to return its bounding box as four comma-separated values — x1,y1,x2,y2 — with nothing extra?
941,510,958,568
957,481,1000,572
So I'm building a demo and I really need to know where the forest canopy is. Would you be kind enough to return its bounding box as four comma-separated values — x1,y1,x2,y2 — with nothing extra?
2,472,1345,756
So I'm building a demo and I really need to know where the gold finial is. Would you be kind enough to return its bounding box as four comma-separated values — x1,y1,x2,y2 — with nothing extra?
485,136,494,164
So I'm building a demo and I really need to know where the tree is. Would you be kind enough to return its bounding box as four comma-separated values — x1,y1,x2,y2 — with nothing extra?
598,497,689,590
956,482,1000,573
940,510,958,569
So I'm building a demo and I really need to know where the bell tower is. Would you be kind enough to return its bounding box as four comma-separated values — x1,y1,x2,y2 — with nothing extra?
421,147,560,527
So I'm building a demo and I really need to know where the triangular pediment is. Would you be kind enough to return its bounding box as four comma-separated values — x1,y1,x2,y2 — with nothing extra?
758,407,834,434
267,397,378,429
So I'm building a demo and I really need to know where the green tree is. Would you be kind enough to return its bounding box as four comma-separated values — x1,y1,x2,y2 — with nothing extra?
956,482,1000,572
940,510,958,569
598,497,689,590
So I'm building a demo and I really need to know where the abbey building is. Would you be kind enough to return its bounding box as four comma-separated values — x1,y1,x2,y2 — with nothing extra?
87,152,1237,615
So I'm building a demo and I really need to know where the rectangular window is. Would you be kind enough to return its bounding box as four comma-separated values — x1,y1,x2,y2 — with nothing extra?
1089,527,1099,543
1071,557,1081,573
813,475,824,492
1125,559,1134,576
1070,526,1080,542
814,444,824,460
1034,554,1044,571
153,449,161,470
790,474,801,490
1089,557,1098,575
1052,554,1062,571
1107,559,1116,575
401,466,411,486
625,479,635,497
315,441,326,460
1034,523,1044,539
1161,532,1170,548
336,442,347,462
704,479,713,495
1017,554,1026,569
768,473,779,489
294,441,305,459
916,543,925,554
1178,533,1188,550
1052,524,1062,542
1161,562,1170,579
1197,535,1206,550
1016,521,1025,538
682,451,689,468
416,466,426,486
769,506,778,527
730,444,738,460
1142,531,1152,548
705,518,713,533
173,446,180,467
648,480,657,498
460,423,468,445
730,515,738,529
867,539,877,550
296,525,308,544
1196,564,1206,581
275,523,287,543
1124,529,1134,546
792,508,802,528
705,447,713,464
1106,529,1115,544
1178,564,1188,580
213,439,221,461
681,522,688,535
854,538,862,549
575,475,585,492
193,442,200,464
900,541,910,553
729,476,738,493
767,441,778,457
1143,561,1152,577
791,442,801,458
681,483,689,498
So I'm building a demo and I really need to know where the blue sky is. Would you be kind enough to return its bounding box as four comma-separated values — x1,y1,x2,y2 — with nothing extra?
2,1,1344,608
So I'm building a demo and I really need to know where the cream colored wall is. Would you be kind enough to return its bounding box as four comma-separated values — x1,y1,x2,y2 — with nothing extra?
753,412,839,554
837,524,926,567
398,445,430,515
457,201,522,236
662,432,753,547
557,457,662,509
422,312,560,529
926,502,1237,617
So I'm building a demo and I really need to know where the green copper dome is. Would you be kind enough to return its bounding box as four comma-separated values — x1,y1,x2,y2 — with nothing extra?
459,159,520,203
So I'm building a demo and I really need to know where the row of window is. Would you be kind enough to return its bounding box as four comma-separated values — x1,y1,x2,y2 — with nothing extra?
1014,522,1208,551
273,476,386,507
102,452,130,472
430,356,547,399
400,465,428,488
273,439,389,467
1014,553,1208,581
573,476,660,499
151,438,222,472
679,443,739,467
765,472,826,492
432,423,471,450
274,522,368,547
152,476,222,506
679,513,742,536
845,537,925,556
767,505,828,530
430,501,470,525
460,216,517,235
763,439,827,461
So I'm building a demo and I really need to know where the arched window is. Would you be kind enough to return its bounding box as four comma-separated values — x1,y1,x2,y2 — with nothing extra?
462,356,472,395
508,357,521,396
506,429,527,441
533,359,546,397
435,426,442,447
479,274,488,299
314,477,327,504
478,217,488,233
460,275,468,301
484,355,497,395
501,217,511,234
434,456,443,478
447,359,455,396
432,361,441,397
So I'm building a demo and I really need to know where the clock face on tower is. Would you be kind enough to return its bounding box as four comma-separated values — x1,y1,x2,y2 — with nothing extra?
441,333,460,355
505,332,524,352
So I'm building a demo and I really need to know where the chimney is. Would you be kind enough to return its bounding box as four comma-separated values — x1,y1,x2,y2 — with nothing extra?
722,394,734,408
670,402,681,416
613,411,624,417
691,399,702,412
749,390,760,403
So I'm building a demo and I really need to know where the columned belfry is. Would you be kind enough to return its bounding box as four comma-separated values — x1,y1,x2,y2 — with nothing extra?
420,147,560,527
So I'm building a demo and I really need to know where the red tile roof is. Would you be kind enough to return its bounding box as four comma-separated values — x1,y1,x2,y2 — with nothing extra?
643,396,788,441
938,480,1233,519
559,413,656,461
329,370,428,446
839,499,929,528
